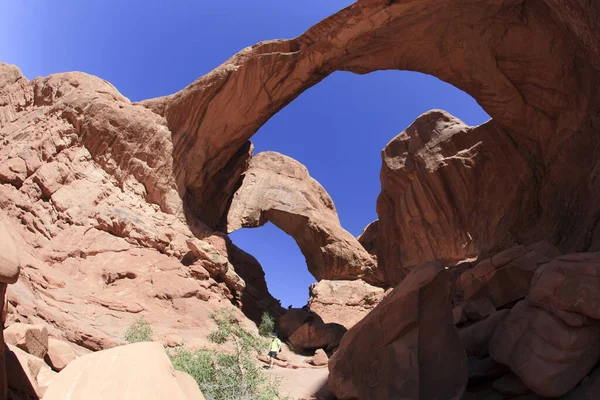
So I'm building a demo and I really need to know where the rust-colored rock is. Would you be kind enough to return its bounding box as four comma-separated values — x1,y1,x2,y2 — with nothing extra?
44,338,77,372
311,349,328,367
6,343,55,398
308,279,384,329
288,321,346,352
278,308,320,340
139,2,600,271
227,152,381,284
460,309,509,359
489,300,600,397
457,242,560,309
4,323,49,359
528,252,600,326
376,113,538,283
357,220,378,257
328,262,467,400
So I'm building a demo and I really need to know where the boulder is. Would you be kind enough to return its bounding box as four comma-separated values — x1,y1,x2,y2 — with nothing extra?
457,242,560,308
328,262,467,399
288,321,346,352
174,371,205,400
460,310,509,358
44,338,76,372
278,308,321,340
6,343,55,398
528,252,600,326
0,218,20,284
226,152,382,284
308,279,385,329
311,349,328,366
5,323,49,359
489,300,600,397
43,342,201,400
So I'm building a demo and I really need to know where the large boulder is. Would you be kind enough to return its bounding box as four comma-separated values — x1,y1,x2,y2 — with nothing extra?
308,279,385,329
528,252,600,326
328,262,467,399
457,242,560,308
6,343,56,398
278,308,321,340
5,323,49,359
43,342,203,400
288,321,346,352
226,152,382,284
460,309,509,358
44,338,77,372
489,300,600,397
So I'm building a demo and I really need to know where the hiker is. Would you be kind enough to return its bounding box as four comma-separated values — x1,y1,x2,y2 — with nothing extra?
267,332,282,369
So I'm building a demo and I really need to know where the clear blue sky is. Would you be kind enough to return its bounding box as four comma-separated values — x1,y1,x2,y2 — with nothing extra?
1,1,489,308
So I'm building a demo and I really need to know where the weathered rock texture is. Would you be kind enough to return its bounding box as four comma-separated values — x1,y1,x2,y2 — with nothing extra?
490,300,600,397
139,0,600,286
457,241,560,308
43,342,202,400
0,0,599,395
308,279,385,329
226,152,381,284
328,262,467,399
377,112,542,283
0,62,286,353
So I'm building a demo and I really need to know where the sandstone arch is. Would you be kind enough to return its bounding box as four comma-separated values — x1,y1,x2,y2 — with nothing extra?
226,151,382,284
139,0,600,282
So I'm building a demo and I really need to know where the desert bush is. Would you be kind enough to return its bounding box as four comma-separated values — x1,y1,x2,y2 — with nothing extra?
124,316,153,343
169,308,285,400
258,312,275,337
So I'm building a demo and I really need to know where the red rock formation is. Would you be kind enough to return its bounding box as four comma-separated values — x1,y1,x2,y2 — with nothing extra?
226,152,381,284
457,241,560,308
308,279,384,329
489,299,600,397
328,262,467,400
140,0,600,281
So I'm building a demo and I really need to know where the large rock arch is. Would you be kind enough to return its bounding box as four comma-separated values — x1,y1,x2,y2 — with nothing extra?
139,0,600,282
226,151,382,284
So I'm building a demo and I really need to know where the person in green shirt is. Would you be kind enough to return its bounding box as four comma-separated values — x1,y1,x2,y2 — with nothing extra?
267,332,282,369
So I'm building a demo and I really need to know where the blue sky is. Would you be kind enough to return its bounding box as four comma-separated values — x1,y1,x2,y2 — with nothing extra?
1,1,489,308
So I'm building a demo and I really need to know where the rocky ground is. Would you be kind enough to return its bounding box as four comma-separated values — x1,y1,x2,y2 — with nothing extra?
1,0,600,399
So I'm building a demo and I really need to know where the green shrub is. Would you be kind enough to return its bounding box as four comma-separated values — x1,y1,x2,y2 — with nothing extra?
258,312,275,337
124,316,153,343
169,308,286,400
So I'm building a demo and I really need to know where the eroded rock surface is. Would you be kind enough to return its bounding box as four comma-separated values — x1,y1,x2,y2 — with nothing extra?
489,300,600,397
227,152,381,284
328,262,467,400
43,342,202,400
308,279,385,329
458,241,560,308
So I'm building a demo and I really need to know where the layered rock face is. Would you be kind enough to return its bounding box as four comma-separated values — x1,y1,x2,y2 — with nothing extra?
376,112,540,283
0,64,281,354
227,151,381,284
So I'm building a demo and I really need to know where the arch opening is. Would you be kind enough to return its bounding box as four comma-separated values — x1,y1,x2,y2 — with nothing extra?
230,222,316,309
